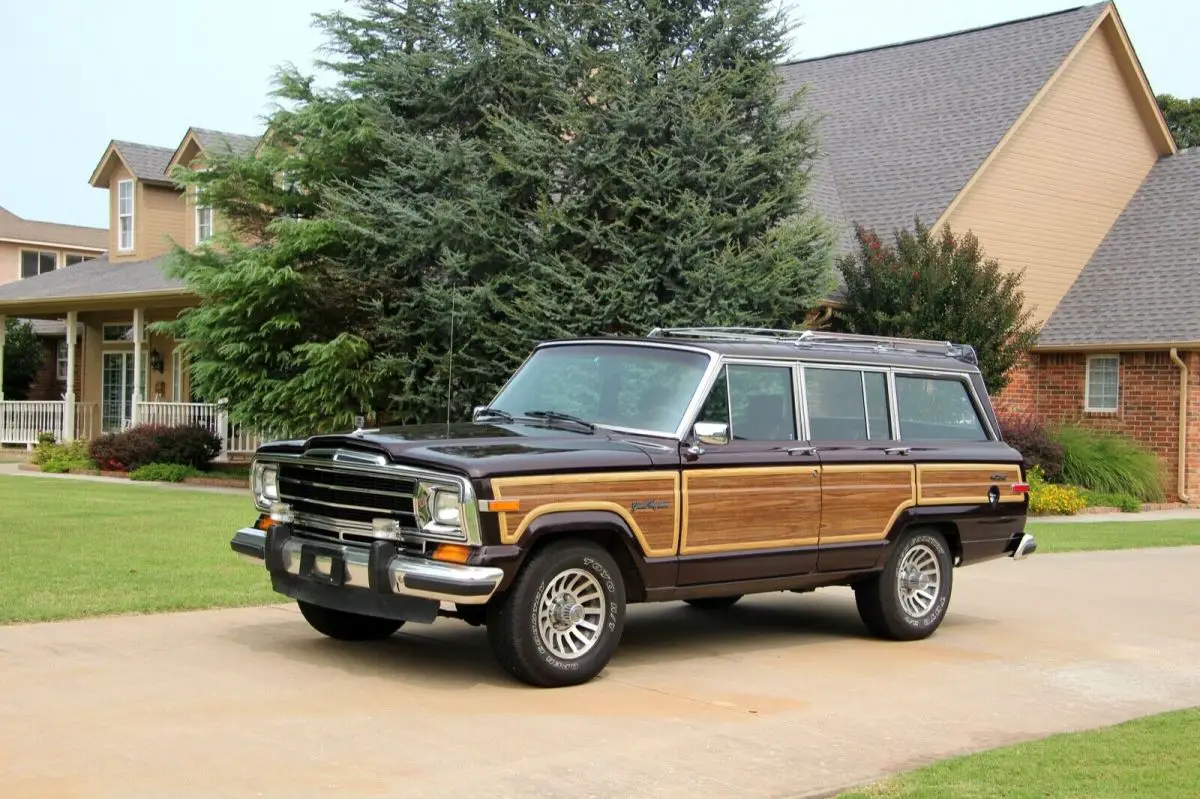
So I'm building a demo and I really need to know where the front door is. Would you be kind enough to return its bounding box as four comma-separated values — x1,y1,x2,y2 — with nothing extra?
101,352,147,432
677,361,821,585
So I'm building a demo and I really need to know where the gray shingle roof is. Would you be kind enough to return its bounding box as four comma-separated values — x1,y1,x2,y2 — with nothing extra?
0,254,185,304
112,141,177,184
1037,148,1200,347
779,3,1107,248
192,128,260,157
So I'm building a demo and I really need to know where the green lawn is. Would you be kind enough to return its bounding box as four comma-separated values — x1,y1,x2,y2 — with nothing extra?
0,475,276,624
1026,519,1200,553
839,708,1200,798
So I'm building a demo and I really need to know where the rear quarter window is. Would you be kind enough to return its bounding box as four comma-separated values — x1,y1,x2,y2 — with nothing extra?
895,375,989,441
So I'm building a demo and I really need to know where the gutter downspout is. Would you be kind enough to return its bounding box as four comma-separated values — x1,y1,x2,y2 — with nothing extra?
1169,348,1190,503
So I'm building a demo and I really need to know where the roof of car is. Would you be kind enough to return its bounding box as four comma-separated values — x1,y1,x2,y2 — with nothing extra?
539,330,983,375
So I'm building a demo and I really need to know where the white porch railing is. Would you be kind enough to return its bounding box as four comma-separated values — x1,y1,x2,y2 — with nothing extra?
0,401,66,446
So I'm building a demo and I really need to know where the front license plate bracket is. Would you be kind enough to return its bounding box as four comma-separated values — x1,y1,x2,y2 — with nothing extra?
299,545,347,586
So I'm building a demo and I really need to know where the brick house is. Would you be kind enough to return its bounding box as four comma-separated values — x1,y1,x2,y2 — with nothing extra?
786,2,1199,499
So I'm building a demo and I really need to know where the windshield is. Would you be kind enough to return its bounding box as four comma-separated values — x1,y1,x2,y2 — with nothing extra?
488,343,712,435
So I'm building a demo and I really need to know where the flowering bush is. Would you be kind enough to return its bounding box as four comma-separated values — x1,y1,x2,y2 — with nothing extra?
1027,466,1085,515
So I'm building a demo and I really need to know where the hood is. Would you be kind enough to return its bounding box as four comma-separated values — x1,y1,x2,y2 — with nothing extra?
256,421,674,478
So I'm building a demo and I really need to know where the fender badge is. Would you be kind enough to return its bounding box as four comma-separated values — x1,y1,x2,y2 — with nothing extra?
631,500,670,512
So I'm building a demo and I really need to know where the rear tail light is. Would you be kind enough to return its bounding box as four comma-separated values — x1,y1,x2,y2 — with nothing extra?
1012,482,1030,494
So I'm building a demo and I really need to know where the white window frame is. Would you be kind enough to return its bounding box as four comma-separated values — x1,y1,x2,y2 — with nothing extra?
56,339,69,381
117,179,135,251
1084,354,1120,413
102,323,144,343
18,248,58,279
195,203,213,244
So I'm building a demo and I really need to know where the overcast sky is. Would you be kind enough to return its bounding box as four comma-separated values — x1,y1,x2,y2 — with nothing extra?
2,0,1194,229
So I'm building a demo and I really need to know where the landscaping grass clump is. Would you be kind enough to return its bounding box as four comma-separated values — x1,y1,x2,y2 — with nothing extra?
1080,489,1142,513
1053,424,1165,502
0,475,274,624
839,707,1200,798
129,463,204,483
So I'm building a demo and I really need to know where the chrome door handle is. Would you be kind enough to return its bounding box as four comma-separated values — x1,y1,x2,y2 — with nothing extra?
885,447,911,456
786,447,817,456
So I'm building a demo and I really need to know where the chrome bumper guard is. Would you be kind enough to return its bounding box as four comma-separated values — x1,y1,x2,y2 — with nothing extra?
231,527,503,605
1010,532,1037,560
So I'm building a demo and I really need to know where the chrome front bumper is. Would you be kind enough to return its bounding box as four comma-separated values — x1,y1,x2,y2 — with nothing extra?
231,527,504,605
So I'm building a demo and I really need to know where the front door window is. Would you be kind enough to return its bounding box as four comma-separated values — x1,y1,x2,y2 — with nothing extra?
101,352,148,432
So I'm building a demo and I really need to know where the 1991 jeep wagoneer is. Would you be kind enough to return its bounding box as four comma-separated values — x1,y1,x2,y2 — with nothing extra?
231,328,1036,687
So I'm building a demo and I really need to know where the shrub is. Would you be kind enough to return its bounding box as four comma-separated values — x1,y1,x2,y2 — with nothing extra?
1081,489,1142,513
1053,424,1166,503
154,424,222,470
32,438,94,472
998,413,1064,482
1027,466,1086,515
129,463,202,483
89,424,222,472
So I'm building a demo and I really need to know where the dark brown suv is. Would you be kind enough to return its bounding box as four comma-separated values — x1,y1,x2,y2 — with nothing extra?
231,328,1035,687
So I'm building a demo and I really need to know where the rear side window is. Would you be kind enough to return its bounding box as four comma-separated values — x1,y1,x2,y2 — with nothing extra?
895,375,989,441
803,368,895,441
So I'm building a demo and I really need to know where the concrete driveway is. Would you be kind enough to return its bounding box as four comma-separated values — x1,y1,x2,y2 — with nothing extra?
2,547,1199,799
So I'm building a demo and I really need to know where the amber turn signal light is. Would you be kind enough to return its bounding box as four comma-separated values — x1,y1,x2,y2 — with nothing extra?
255,515,273,530
481,499,521,513
432,544,472,564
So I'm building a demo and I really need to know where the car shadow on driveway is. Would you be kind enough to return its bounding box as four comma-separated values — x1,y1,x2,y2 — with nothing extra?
218,589,911,687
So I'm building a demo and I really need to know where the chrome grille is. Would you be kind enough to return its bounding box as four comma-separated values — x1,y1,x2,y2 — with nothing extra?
276,462,463,545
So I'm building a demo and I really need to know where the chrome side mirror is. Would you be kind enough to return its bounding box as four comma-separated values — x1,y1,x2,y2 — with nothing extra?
472,405,487,422
693,421,729,446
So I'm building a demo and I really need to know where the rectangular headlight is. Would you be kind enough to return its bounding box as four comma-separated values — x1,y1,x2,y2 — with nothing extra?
252,462,280,509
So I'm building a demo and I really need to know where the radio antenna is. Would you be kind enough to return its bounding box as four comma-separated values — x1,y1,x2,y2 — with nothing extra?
446,284,455,434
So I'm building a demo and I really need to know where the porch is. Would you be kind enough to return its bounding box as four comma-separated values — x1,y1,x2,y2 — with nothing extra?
0,255,268,460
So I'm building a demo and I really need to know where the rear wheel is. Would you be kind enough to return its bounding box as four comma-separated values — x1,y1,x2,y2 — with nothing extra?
854,528,953,641
486,541,626,687
297,600,405,641
683,595,743,610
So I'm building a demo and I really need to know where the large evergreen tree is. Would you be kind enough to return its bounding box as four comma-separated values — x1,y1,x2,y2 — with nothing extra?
162,0,835,434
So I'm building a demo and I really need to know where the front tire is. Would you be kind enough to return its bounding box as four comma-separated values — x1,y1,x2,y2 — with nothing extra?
683,595,743,610
486,541,626,687
297,600,405,641
854,528,953,641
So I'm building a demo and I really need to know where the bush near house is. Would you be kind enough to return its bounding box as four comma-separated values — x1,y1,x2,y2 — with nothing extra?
129,464,204,483
998,413,1065,482
31,434,95,474
1027,465,1086,516
1053,424,1166,503
89,424,222,472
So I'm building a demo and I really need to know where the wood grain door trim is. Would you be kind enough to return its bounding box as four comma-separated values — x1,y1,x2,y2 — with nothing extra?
681,465,822,555
490,471,680,556
818,464,916,544
916,463,1025,505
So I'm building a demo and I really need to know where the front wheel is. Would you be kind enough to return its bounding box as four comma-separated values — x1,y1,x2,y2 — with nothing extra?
486,541,626,687
854,528,953,641
297,600,405,641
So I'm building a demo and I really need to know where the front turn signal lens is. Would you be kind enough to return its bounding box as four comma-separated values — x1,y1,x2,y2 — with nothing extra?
432,544,472,564
481,499,521,513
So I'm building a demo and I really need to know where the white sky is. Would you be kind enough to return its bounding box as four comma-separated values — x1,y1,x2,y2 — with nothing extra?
2,0,1194,229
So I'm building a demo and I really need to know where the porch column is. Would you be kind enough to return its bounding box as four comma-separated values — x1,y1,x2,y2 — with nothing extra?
131,307,144,426
63,311,77,440
0,313,6,403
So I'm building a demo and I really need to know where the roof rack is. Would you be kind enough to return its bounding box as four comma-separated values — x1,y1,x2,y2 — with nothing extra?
645,326,978,365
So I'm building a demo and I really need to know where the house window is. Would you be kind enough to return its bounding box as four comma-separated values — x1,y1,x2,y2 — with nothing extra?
65,254,90,267
56,339,69,381
117,179,134,250
196,204,213,243
20,249,57,278
1085,355,1119,412
103,323,135,342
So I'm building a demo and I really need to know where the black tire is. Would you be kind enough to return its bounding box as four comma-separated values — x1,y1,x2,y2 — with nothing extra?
297,600,405,641
486,541,626,687
854,527,953,641
683,595,743,610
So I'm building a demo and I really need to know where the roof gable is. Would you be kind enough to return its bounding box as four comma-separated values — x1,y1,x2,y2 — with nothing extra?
167,127,261,171
89,140,177,188
780,3,1109,244
0,205,107,250
1036,148,1200,348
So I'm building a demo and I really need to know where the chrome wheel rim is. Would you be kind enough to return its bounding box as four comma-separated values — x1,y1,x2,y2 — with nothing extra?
897,543,942,618
537,568,606,660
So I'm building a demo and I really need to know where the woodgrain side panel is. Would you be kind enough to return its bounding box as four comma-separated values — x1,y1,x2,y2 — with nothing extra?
819,466,915,543
682,467,821,554
491,472,679,556
917,464,1024,505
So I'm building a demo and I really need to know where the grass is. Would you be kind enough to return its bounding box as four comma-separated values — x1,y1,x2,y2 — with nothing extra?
0,475,276,625
1025,519,1200,553
1053,424,1166,502
839,708,1200,798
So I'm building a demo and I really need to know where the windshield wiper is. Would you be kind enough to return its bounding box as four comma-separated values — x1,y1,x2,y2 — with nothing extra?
473,407,515,423
524,409,596,432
